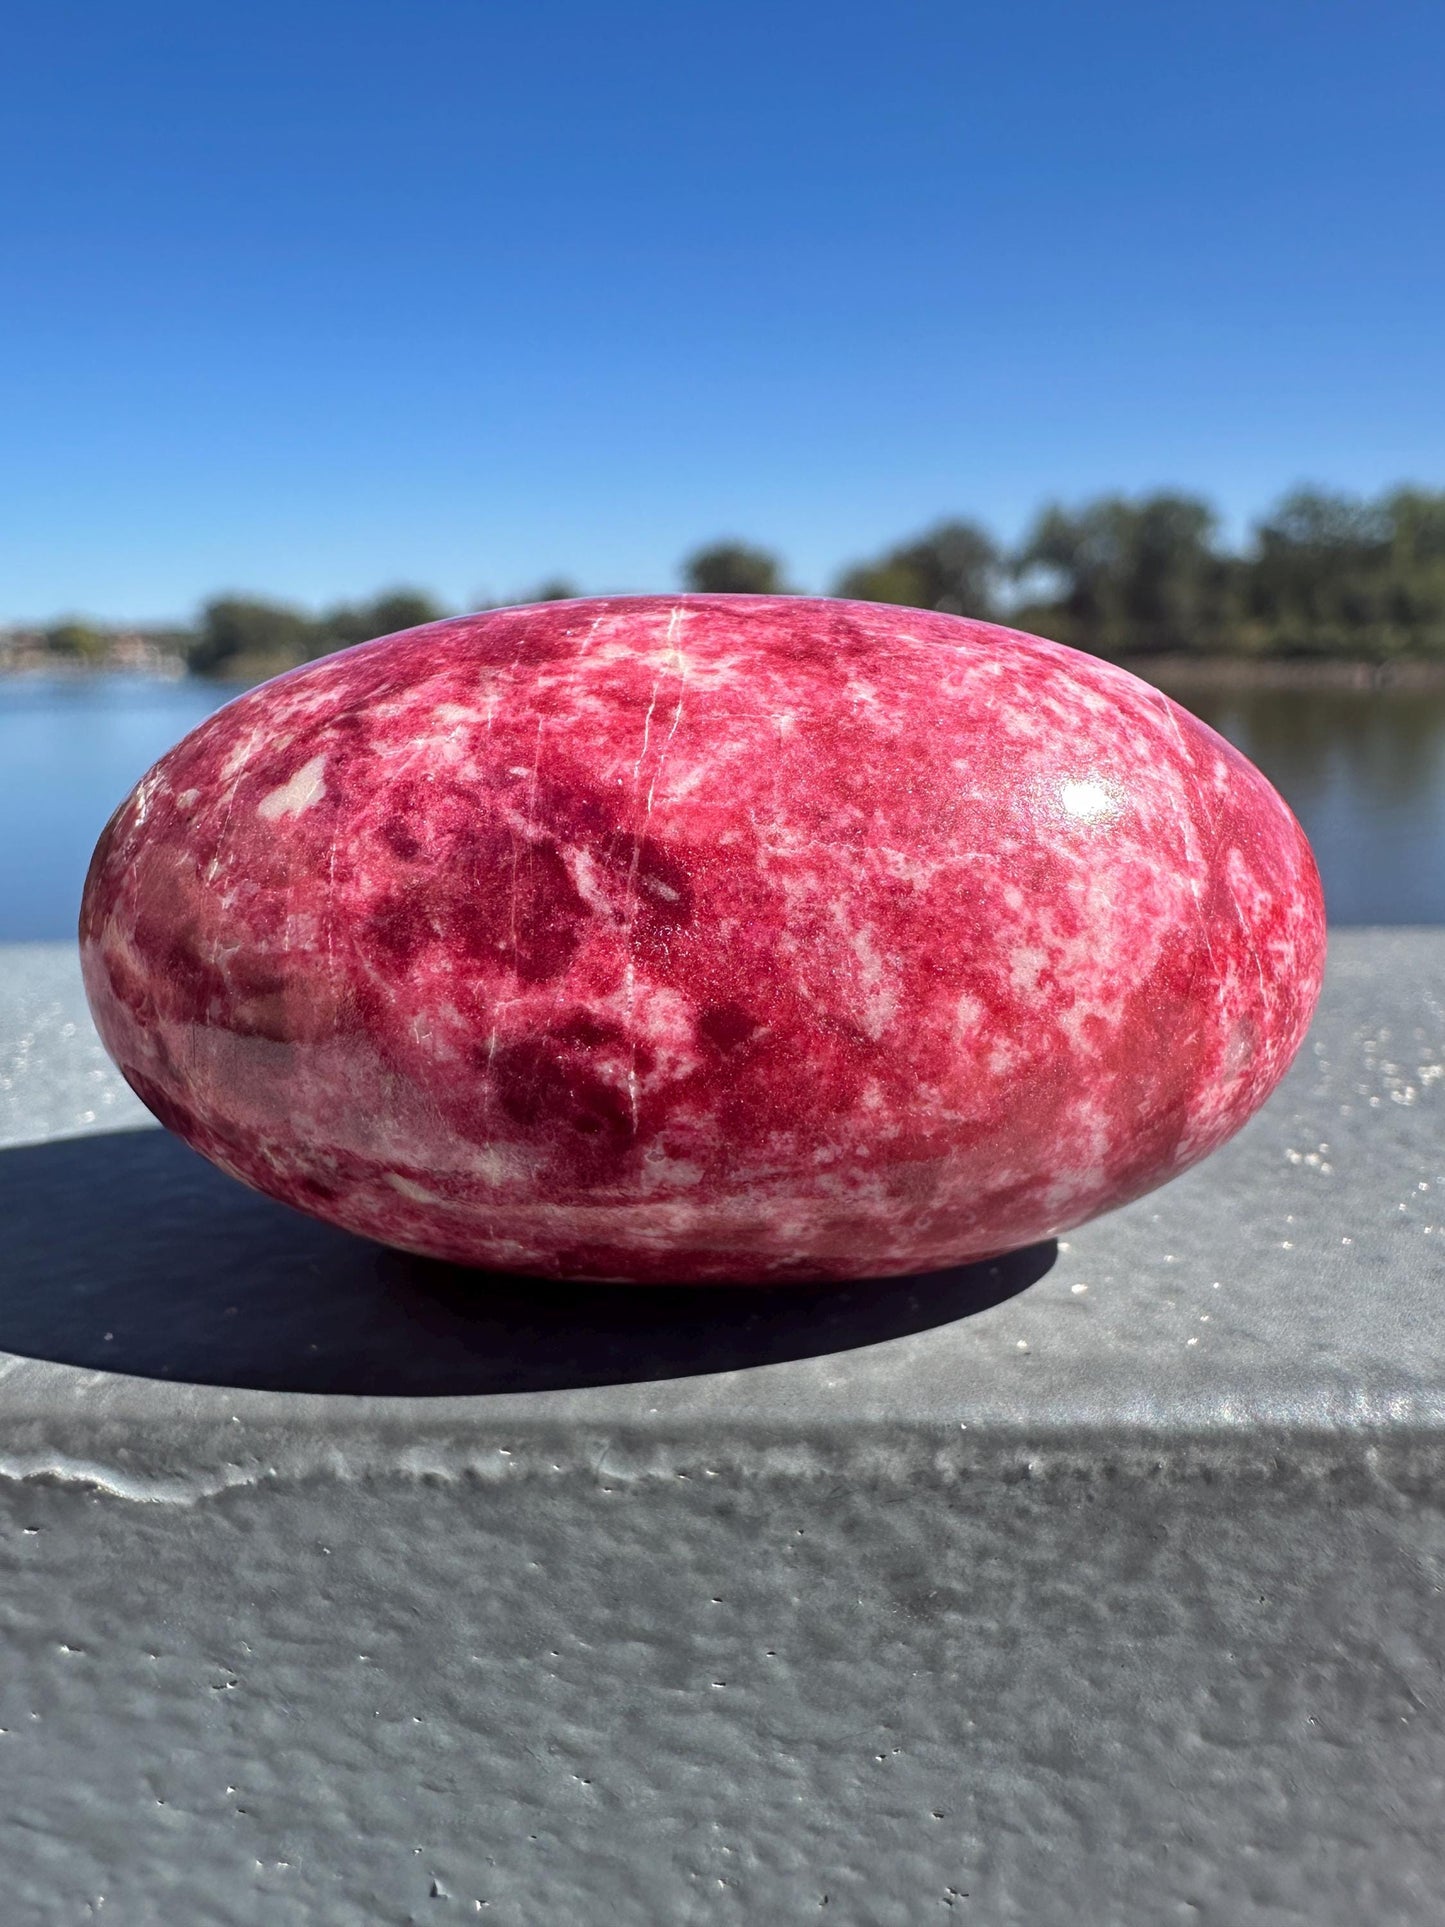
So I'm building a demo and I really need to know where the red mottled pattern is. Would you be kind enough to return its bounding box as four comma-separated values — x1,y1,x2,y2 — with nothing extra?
80,596,1326,1283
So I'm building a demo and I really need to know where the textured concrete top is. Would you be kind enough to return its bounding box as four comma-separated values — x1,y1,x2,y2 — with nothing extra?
1,932,1441,1492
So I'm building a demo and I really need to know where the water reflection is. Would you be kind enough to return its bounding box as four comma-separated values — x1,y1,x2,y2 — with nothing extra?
0,675,238,941
1181,686,1445,924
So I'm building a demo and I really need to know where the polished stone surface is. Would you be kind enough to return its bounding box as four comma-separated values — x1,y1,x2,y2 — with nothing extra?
80,596,1323,1283
1,935,1441,1923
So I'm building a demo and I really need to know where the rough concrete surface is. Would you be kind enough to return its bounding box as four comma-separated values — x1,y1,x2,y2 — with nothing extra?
1,933,1442,1924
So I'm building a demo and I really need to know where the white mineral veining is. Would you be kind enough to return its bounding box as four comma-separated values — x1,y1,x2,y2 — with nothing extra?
258,754,328,822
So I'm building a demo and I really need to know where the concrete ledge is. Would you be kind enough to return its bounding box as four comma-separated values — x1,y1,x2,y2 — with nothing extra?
2,935,1443,1923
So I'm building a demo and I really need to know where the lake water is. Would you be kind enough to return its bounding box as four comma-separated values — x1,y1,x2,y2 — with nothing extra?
2,674,1442,940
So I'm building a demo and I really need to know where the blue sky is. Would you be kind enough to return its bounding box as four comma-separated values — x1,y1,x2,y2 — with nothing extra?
3,0,1442,620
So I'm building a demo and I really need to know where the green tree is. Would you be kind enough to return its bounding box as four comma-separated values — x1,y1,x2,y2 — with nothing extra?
1385,487,1445,656
42,620,107,663
683,541,789,595
188,597,319,677
318,588,449,654
1014,493,1231,658
1245,486,1445,659
834,520,1001,618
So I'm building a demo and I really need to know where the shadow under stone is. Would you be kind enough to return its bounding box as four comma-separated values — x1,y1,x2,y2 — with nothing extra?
0,1129,1055,1396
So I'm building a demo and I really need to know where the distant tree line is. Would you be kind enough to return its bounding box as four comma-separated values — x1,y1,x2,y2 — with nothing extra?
15,484,1445,679
691,485,1445,664
184,589,453,678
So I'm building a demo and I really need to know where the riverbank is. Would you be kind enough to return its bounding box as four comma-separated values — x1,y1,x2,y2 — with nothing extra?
6,652,1445,694
0,649,186,680
1117,655,1445,693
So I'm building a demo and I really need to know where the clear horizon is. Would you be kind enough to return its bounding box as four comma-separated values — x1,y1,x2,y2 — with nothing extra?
4,0,1442,624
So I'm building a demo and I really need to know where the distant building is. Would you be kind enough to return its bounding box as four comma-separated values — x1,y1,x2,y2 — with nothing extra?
0,626,187,677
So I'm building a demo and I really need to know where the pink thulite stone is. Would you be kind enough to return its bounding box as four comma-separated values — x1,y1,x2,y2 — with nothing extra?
80,596,1325,1284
